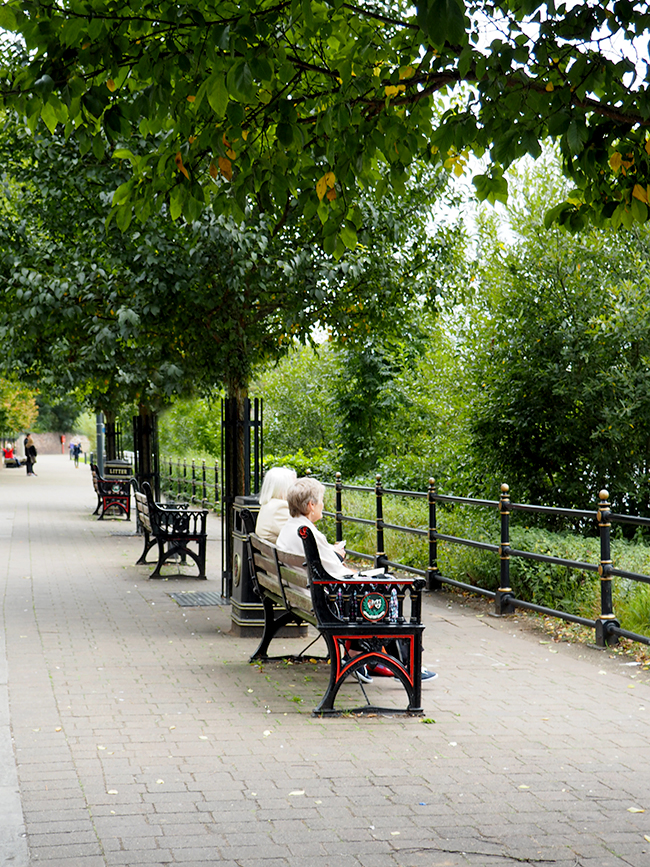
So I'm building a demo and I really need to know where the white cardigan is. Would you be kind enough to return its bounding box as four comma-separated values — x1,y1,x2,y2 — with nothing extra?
276,515,353,579
255,498,290,544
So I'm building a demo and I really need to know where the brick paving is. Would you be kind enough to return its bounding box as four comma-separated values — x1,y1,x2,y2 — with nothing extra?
2,455,650,866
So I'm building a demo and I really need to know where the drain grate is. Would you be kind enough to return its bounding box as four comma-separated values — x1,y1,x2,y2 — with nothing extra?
168,591,229,607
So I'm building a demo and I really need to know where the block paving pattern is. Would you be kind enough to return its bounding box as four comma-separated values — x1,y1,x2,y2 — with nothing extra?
1,456,650,866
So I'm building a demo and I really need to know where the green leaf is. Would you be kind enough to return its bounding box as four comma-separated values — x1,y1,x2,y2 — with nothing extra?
92,135,105,160
566,119,586,155
40,101,59,134
630,196,648,223
426,0,467,46
0,5,17,30
169,185,186,221
112,181,132,206
277,122,294,146
543,202,571,229
302,0,316,30
206,72,228,117
227,61,253,101
340,221,358,250
113,148,137,166
114,202,132,232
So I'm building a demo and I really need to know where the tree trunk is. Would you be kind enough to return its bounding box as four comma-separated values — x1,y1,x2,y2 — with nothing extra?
133,404,159,498
222,380,263,596
104,410,117,461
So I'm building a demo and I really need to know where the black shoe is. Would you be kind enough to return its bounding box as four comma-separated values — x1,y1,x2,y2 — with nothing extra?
421,668,438,681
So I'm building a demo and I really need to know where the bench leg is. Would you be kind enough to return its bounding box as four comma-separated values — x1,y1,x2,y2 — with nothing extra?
313,634,425,716
313,634,346,714
148,539,206,579
249,598,297,660
135,532,156,566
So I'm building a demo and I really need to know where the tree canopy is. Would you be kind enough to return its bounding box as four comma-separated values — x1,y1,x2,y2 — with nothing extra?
0,378,38,435
464,157,650,511
1,0,649,247
0,119,454,413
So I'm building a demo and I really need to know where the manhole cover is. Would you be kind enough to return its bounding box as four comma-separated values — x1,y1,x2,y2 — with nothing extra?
168,591,229,607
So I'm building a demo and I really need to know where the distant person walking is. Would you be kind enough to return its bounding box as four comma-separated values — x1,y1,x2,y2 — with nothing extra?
24,433,37,476
72,438,82,468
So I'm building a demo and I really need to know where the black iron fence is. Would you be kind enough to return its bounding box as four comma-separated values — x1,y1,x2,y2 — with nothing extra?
160,457,220,509
321,473,650,650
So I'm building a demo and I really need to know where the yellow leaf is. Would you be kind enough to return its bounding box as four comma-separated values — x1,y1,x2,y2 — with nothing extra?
242,130,249,141
628,807,645,812
399,66,415,80
545,82,554,92
107,79,116,92
645,835,650,842
609,152,623,171
326,188,337,201
188,135,196,144
226,147,237,160
186,95,195,102
316,171,335,200
646,138,650,156
209,162,218,179
175,151,189,179
218,156,232,181
385,85,400,97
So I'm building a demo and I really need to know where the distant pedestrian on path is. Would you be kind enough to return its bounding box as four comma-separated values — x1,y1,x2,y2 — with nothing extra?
24,433,37,476
72,438,82,468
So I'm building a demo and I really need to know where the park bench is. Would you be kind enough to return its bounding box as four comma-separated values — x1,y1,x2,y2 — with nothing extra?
242,510,425,716
91,463,131,520
134,482,208,579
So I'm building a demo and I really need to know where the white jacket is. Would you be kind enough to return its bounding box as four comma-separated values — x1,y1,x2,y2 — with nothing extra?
276,515,353,579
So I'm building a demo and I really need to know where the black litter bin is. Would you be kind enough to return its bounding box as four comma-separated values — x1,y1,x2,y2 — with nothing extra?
104,459,133,480
230,495,264,636
230,496,308,639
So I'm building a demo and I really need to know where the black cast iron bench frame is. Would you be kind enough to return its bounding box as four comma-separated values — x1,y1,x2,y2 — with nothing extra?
91,463,131,520
134,482,208,579
242,510,425,716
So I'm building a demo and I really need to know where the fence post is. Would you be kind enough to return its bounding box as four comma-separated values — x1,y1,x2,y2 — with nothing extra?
214,461,219,507
427,478,442,591
495,483,516,615
595,489,619,647
375,474,387,568
335,472,343,543
191,458,196,503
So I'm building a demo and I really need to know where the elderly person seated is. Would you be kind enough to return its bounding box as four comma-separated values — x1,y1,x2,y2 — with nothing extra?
254,466,297,543
277,476,438,684
276,476,352,580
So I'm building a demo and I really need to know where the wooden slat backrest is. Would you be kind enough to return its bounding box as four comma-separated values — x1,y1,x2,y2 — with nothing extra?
134,492,152,533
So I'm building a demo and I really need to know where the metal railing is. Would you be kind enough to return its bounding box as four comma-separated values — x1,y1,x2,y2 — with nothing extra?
321,473,650,649
160,457,220,509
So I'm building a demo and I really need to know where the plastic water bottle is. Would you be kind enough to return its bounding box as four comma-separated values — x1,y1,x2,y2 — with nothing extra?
389,588,398,623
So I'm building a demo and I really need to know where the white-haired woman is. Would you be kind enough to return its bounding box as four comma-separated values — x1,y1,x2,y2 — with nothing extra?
275,476,351,579
254,466,297,543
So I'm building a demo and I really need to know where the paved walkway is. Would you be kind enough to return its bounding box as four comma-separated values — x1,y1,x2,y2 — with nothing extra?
1,456,650,866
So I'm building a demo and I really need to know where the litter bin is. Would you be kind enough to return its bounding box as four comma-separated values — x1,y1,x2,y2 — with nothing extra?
104,459,133,480
230,495,264,636
230,496,308,639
